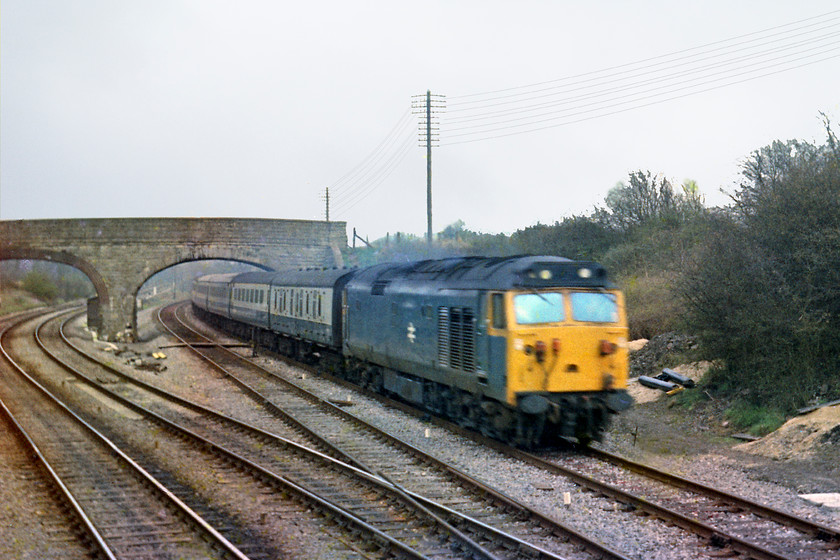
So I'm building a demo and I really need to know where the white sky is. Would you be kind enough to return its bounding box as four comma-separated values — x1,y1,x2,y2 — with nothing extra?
2,1,839,241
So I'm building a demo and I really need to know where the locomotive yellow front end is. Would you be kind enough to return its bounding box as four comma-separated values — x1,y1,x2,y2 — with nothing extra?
506,288,628,396
487,264,632,444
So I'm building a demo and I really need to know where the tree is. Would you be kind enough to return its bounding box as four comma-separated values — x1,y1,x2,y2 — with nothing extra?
21,271,59,302
598,170,703,232
681,122,840,410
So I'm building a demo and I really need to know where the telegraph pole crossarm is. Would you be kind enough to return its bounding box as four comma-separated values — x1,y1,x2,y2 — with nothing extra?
411,90,446,246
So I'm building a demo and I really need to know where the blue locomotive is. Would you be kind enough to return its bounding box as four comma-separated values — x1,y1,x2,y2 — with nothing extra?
191,256,632,447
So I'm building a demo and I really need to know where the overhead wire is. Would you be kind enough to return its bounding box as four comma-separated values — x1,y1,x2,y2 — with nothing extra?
328,110,413,196
444,28,840,124
448,9,840,102
330,132,417,216
441,10,840,144
443,52,840,145
444,39,840,135
329,114,417,215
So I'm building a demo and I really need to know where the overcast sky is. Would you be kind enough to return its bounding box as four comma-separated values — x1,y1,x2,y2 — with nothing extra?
2,1,839,241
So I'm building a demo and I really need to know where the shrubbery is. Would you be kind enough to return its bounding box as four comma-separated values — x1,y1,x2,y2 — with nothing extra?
21,271,59,302
680,128,840,412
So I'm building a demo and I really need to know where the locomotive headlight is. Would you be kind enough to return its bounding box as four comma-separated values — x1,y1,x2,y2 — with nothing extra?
578,267,593,279
539,269,552,280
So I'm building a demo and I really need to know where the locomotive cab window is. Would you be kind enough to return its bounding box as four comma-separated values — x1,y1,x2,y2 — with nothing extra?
490,293,506,329
569,292,619,323
513,292,564,325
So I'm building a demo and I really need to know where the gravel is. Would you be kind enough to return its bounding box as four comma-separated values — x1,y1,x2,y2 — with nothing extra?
2,306,838,560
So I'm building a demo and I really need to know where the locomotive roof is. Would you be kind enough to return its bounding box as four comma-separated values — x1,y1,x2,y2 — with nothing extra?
193,256,614,292
348,255,614,291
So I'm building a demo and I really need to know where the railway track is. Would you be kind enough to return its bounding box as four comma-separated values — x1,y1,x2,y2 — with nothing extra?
33,304,635,560
36,310,490,559
537,447,840,559
146,303,637,559
0,309,252,560
175,302,840,560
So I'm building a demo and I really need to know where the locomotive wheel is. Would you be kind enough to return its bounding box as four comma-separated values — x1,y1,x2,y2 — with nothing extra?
515,412,545,449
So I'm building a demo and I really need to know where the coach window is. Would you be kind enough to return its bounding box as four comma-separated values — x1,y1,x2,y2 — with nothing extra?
491,293,506,329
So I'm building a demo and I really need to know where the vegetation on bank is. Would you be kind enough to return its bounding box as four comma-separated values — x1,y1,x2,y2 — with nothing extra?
347,115,840,434
0,262,94,314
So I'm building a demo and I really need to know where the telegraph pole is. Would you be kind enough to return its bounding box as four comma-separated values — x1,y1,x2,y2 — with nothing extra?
322,187,330,222
411,90,445,245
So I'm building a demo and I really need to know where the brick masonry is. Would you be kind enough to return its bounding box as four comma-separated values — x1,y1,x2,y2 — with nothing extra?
1,218,347,340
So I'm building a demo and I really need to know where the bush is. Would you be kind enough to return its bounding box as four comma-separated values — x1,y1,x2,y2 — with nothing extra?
680,129,840,411
621,274,684,340
21,271,59,302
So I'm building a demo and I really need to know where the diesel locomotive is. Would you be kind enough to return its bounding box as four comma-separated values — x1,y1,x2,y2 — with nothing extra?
191,256,632,447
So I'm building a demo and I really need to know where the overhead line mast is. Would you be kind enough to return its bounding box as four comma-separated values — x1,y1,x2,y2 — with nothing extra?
412,90,445,245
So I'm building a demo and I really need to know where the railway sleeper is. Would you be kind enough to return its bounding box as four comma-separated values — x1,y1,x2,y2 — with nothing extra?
208,310,612,449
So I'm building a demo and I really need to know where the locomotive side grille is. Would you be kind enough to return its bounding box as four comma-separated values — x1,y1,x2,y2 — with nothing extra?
438,306,450,366
450,308,464,370
438,306,476,373
460,308,476,372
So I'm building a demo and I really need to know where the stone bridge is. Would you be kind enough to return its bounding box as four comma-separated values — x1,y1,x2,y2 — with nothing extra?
0,218,347,340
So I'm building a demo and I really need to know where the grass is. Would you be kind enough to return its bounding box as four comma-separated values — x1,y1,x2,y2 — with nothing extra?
0,288,45,315
724,402,786,436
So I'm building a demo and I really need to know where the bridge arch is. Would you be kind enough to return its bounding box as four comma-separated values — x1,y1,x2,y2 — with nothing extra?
131,257,275,333
0,247,109,306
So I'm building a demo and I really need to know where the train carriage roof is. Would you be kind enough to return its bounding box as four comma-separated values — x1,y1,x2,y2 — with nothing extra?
228,268,356,288
194,273,238,284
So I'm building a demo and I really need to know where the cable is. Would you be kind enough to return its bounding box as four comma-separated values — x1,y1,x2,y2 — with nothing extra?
445,28,840,124
449,8,840,102
331,132,416,216
442,52,840,145
330,127,415,209
439,10,840,144
443,41,840,135
329,110,413,195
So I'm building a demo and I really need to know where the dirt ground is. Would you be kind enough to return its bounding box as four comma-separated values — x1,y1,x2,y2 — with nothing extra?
612,347,840,497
